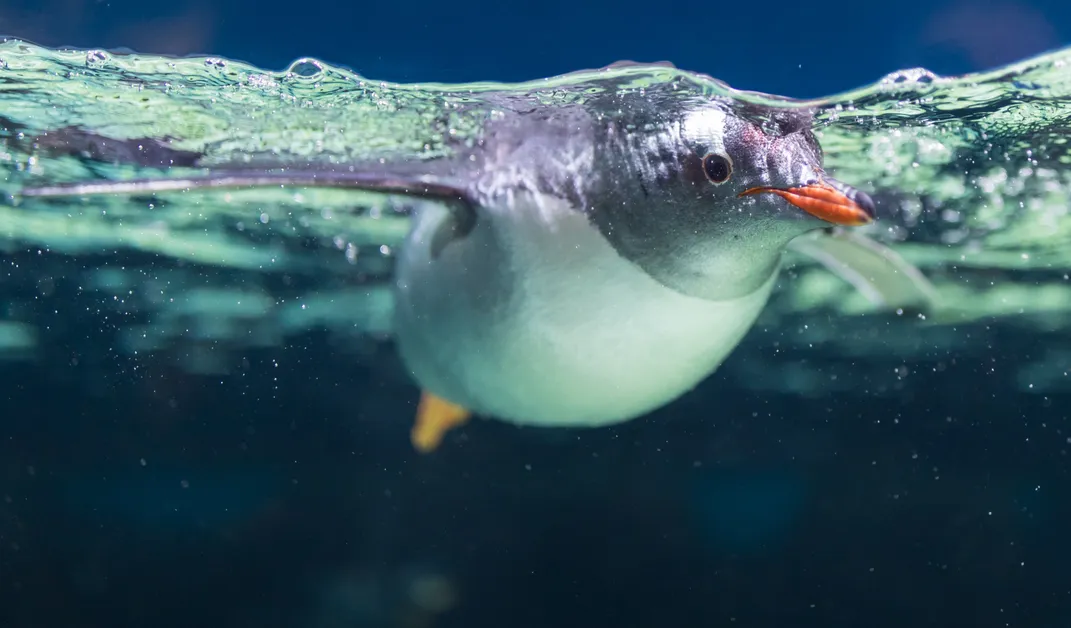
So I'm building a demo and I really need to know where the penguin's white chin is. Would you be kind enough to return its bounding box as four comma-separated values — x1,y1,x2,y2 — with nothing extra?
639,235,790,302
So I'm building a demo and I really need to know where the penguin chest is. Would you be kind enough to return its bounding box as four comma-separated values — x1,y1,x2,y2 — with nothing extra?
393,196,777,427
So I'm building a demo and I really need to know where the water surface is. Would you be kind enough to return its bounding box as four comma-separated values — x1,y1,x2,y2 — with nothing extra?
2,39,1070,394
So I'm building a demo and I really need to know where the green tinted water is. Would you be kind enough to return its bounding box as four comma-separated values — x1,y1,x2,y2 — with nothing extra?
1,39,1070,393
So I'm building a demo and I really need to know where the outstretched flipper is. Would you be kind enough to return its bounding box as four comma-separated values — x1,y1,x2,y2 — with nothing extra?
789,228,940,315
411,391,471,453
19,168,478,258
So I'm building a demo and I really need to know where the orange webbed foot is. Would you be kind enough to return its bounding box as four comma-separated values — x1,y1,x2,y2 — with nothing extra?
411,390,472,453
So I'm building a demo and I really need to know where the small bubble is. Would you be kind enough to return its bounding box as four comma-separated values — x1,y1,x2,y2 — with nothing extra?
85,50,108,68
287,58,324,78
204,57,227,69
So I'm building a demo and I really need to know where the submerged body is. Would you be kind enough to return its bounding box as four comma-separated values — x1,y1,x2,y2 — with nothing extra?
385,85,927,446
395,192,776,427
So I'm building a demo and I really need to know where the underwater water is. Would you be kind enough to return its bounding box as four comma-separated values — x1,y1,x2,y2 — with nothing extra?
1,38,1071,628
2,39,1071,391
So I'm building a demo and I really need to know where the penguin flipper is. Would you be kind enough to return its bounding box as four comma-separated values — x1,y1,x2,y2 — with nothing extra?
411,390,471,453
20,169,474,202
788,228,940,316
19,169,478,257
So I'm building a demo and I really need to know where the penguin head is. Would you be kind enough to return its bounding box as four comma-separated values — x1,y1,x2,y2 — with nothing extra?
590,102,875,301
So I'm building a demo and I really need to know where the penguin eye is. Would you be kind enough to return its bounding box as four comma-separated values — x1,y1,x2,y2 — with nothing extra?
702,152,732,184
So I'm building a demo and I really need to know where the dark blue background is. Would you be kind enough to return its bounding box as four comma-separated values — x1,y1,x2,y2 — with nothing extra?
3,0,1070,96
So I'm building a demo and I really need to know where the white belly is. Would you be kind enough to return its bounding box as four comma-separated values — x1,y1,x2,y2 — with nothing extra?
392,194,778,427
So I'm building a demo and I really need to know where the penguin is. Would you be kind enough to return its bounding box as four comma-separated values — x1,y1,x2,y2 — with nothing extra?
19,62,938,453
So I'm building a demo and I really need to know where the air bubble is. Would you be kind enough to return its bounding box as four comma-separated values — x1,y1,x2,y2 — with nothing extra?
880,67,939,88
85,50,108,68
286,58,324,79
204,57,227,69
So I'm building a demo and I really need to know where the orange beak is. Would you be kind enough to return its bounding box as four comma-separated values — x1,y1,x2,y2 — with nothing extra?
738,180,875,227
